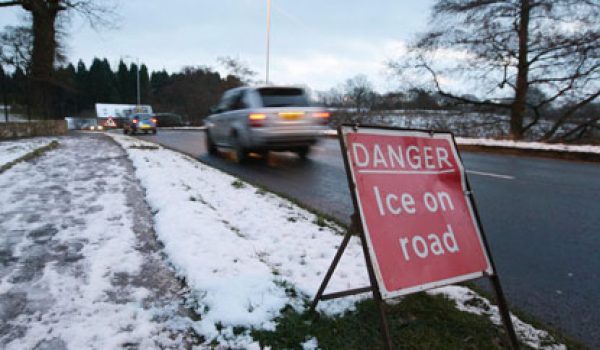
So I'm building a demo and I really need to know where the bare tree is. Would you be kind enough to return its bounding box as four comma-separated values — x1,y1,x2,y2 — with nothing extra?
389,0,599,141
0,0,115,117
217,56,257,85
343,74,377,113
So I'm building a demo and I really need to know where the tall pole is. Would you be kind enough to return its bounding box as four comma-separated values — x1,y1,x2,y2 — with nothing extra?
136,58,141,106
265,0,271,84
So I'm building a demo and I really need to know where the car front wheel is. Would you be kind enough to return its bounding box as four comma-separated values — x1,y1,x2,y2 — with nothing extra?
206,131,218,155
232,134,247,163
296,146,311,159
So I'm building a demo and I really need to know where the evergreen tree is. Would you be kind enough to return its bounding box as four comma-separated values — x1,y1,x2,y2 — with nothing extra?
116,60,132,103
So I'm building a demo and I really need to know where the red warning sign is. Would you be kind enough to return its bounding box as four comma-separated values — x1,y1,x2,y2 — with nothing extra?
105,117,116,128
341,126,493,298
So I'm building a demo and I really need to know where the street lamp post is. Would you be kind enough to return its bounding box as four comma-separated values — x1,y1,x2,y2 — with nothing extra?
135,58,140,106
265,0,271,84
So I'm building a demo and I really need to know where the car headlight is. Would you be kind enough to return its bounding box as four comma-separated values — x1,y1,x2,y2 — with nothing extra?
98,125,104,130
90,126,95,130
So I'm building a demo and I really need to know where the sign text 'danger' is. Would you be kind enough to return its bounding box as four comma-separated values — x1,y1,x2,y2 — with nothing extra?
344,130,492,298
351,141,453,172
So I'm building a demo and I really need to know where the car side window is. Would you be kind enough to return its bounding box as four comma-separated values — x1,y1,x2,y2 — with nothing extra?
231,91,248,111
218,91,234,112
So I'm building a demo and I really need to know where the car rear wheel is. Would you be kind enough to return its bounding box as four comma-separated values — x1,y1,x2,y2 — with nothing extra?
123,128,128,135
152,129,157,135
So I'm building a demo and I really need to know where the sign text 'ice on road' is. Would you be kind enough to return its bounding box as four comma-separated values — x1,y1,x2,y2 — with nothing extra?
342,127,493,299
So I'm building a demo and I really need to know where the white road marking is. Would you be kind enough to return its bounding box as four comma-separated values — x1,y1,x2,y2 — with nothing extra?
466,170,515,180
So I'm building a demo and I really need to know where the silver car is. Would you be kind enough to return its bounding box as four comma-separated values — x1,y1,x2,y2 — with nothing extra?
204,86,330,161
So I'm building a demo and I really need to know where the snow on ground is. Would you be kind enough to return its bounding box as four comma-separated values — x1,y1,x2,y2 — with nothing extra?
109,133,370,347
0,135,194,349
109,133,567,349
0,137,56,168
455,137,600,154
323,129,600,154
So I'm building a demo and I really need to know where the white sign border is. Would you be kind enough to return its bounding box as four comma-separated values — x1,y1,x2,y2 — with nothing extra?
340,126,494,300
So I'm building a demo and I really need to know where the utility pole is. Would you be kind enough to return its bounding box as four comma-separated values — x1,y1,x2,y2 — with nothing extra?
136,58,141,106
265,0,271,84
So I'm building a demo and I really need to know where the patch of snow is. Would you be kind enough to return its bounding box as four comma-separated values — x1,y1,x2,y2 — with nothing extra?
455,137,600,154
0,136,184,349
0,137,57,168
429,286,566,350
109,134,370,347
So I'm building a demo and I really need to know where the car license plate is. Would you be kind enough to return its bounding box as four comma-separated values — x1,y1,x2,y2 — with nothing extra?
279,112,304,120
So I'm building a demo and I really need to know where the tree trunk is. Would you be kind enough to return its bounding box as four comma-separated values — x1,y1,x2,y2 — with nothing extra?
30,4,59,118
510,0,530,139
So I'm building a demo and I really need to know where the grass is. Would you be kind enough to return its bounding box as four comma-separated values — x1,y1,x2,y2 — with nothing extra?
231,179,245,189
252,293,524,350
0,140,60,174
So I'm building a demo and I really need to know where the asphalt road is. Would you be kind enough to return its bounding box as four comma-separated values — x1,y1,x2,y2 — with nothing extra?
137,130,599,348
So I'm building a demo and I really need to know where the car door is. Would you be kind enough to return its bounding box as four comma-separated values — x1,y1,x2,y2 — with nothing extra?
211,91,235,143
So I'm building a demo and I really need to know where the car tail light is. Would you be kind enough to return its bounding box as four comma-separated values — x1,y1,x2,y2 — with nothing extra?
248,113,267,127
313,111,330,125
133,119,138,124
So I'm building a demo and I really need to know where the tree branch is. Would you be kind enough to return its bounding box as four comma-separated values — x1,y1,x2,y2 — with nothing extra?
0,1,21,7
542,90,600,141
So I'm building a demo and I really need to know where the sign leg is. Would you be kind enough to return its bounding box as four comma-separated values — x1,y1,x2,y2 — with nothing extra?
489,274,520,350
309,221,356,313
354,216,394,350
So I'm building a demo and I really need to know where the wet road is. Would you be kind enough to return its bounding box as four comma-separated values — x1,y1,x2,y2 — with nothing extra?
138,130,600,348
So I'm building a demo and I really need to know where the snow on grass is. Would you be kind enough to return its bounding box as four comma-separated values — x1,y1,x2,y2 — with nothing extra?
0,137,57,168
323,129,600,154
109,134,369,346
429,286,566,350
109,133,567,349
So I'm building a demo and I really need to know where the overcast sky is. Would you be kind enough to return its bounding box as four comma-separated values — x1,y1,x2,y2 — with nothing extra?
0,0,435,92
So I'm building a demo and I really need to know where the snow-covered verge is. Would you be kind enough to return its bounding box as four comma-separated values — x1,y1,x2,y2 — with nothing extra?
0,136,192,349
109,133,370,347
109,133,567,349
455,137,600,154
0,137,57,168
323,129,600,155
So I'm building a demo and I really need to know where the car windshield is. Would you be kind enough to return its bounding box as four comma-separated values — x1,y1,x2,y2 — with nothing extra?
134,114,153,120
258,88,309,107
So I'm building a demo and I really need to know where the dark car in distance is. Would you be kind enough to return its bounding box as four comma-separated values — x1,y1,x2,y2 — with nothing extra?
152,113,186,127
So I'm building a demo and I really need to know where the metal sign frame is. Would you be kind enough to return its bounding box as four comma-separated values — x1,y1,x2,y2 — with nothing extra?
310,124,520,350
